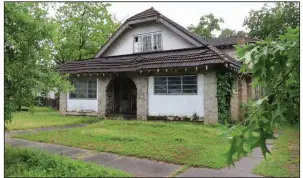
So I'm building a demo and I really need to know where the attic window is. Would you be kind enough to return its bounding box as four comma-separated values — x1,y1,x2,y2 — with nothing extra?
134,32,162,53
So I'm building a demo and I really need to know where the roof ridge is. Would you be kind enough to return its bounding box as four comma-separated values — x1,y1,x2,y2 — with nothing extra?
126,7,160,21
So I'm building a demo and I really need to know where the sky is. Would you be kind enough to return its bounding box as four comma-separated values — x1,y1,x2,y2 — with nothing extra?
107,2,270,36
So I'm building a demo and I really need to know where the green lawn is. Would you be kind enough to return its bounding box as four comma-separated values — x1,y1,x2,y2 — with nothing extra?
6,107,99,130
14,120,234,168
5,145,131,177
253,126,299,177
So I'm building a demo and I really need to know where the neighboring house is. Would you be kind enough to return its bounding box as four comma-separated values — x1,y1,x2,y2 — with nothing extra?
58,7,256,123
206,34,258,120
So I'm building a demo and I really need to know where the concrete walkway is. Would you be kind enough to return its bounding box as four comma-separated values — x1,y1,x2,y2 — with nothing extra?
178,142,273,177
5,125,274,177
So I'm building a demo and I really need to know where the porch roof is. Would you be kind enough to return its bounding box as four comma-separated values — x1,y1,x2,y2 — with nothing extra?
58,46,242,75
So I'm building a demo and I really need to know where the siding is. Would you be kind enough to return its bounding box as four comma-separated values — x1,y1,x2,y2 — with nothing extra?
147,74,204,117
103,21,195,56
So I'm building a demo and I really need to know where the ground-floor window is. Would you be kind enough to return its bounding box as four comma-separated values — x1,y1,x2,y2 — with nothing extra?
69,78,97,99
154,75,197,94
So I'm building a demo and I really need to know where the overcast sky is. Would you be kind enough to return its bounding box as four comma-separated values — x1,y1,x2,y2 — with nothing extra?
107,2,270,36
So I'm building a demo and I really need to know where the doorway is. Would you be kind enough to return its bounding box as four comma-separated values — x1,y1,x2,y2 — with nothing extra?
106,76,137,115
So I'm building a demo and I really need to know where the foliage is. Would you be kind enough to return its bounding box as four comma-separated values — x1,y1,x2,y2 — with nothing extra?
6,107,99,130
244,2,299,39
216,71,237,124
253,126,299,177
192,113,199,122
187,13,224,39
52,2,120,64
227,28,299,165
219,28,237,38
5,145,131,177
14,120,236,168
4,2,73,125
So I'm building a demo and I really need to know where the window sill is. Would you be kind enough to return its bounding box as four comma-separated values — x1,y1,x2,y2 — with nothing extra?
153,93,198,96
68,98,97,100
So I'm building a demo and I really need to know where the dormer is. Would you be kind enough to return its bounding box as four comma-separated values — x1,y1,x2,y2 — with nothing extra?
95,7,207,57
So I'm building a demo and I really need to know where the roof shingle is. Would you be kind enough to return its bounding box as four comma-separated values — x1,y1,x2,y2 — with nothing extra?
58,47,241,74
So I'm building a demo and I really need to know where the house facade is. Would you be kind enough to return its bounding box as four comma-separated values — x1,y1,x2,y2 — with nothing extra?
58,7,254,123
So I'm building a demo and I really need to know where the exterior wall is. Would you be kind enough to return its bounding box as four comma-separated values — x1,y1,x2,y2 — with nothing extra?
103,21,195,56
66,99,98,112
132,76,148,120
203,71,218,124
61,73,220,123
230,76,254,121
148,74,204,117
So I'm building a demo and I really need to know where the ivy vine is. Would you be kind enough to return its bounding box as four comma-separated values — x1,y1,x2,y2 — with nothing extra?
216,71,237,124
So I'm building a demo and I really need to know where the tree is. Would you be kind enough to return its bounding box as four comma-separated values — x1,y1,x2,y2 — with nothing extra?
243,2,299,39
4,2,72,124
187,13,224,39
52,2,120,64
227,27,299,165
219,28,236,38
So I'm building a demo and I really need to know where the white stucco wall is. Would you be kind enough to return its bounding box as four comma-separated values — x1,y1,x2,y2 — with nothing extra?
148,74,204,117
103,21,195,56
66,78,98,112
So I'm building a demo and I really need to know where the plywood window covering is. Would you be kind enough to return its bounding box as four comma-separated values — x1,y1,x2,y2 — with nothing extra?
134,32,162,53
70,79,97,99
154,76,197,95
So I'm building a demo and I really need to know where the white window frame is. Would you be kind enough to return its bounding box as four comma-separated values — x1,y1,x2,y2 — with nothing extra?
154,75,198,95
133,32,162,53
69,78,97,99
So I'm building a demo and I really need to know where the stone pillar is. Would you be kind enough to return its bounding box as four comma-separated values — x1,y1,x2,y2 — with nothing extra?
98,77,112,117
132,76,148,120
204,71,218,124
59,92,67,115
240,77,248,103
230,79,241,121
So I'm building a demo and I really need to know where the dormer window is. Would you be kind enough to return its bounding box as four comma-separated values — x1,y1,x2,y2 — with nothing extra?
134,32,162,53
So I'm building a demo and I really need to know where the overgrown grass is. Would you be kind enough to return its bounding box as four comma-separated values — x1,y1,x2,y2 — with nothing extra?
14,120,235,168
6,107,100,130
253,126,299,177
5,145,131,177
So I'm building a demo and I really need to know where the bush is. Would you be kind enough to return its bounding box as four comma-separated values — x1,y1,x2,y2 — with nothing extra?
5,145,131,177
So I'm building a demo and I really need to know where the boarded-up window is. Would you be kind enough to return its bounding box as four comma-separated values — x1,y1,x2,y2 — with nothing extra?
134,32,162,53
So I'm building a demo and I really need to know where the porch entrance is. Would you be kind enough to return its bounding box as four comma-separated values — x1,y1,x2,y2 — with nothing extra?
106,76,137,116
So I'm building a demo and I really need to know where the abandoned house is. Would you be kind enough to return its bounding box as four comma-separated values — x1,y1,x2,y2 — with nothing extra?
58,7,258,123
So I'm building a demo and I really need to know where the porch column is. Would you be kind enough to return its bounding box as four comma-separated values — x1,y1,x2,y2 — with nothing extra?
98,77,112,117
132,76,148,120
204,71,218,124
59,92,67,115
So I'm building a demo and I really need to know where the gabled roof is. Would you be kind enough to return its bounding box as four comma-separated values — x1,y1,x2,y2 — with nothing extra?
126,7,208,45
58,7,243,75
94,7,209,58
58,47,241,75
206,36,258,47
